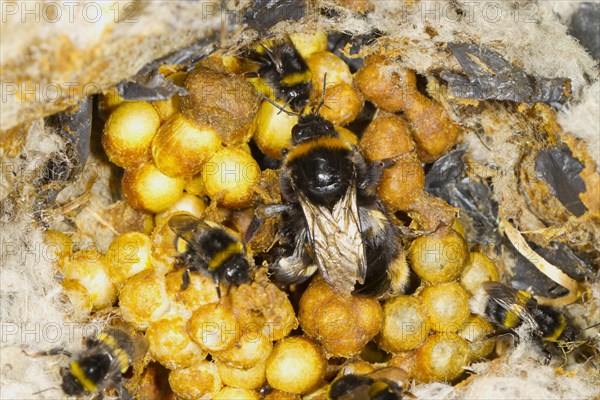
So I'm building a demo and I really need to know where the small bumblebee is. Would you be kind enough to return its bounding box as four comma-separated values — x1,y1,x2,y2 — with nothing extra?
36,327,144,399
243,36,312,112
471,281,578,354
329,367,409,400
169,212,251,295
249,97,409,297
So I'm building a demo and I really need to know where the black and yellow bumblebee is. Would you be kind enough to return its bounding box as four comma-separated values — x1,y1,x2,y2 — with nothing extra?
50,328,144,399
329,367,409,400
243,36,312,112
169,212,251,295
248,100,409,297
471,281,578,354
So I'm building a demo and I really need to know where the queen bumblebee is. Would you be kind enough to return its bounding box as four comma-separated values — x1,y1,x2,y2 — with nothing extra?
169,212,251,295
248,95,409,297
471,281,579,355
243,36,312,112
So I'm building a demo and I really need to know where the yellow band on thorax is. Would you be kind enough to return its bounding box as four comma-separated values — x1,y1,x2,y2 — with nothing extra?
99,332,130,373
286,137,351,162
69,361,97,392
281,70,312,87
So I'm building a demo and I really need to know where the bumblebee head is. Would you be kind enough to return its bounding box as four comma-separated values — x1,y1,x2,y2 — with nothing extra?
62,354,112,395
292,113,337,144
286,83,311,112
559,324,578,344
61,368,86,395
223,256,251,286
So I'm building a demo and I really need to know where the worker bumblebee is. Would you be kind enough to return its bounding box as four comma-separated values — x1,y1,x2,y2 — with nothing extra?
329,367,408,400
243,36,312,112
169,212,251,295
471,281,578,354
37,327,145,399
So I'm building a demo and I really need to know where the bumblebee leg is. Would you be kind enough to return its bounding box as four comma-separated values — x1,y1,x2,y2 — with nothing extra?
24,348,72,357
215,276,222,299
541,345,553,365
117,383,133,400
244,204,295,242
359,158,396,191
181,269,191,290
241,71,259,79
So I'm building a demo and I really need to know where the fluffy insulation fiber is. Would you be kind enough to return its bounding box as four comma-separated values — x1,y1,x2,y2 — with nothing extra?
1,1,598,399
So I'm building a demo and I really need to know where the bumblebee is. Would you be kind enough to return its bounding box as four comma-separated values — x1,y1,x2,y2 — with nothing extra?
57,328,143,399
329,367,408,400
169,212,251,294
250,103,409,297
471,281,578,353
244,36,312,112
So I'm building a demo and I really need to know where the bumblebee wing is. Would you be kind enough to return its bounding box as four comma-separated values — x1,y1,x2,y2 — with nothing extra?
97,326,148,381
330,371,405,400
297,179,366,295
367,367,409,388
256,39,285,73
481,282,540,331
168,213,211,252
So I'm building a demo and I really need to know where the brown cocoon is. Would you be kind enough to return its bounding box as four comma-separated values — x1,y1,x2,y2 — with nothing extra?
181,66,260,145
299,276,383,357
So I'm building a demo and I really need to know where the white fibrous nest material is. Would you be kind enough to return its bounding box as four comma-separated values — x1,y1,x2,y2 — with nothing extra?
0,124,99,399
316,0,598,94
1,0,598,399
413,325,600,399
459,327,600,400
558,80,600,167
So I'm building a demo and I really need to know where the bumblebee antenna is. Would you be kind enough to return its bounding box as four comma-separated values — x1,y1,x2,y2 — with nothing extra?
314,73,330,114
581,321,600,331
257,93,300,117
32,387,58,395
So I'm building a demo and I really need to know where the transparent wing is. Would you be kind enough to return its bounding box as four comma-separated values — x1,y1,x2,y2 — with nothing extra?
482,281,540,332
259,39,285,74
168,212,212,254
297,180,366,295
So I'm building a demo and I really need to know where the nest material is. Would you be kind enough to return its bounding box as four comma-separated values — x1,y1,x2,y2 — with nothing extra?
1,1,599,399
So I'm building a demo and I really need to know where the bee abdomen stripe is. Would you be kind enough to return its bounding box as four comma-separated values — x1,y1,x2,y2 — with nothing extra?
503,305,523,328
544,314,567,342
502,290,532,328
208,242,244,271
99,332,130,373
70,361,98,392
369,381,391,398
175,237,189,253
